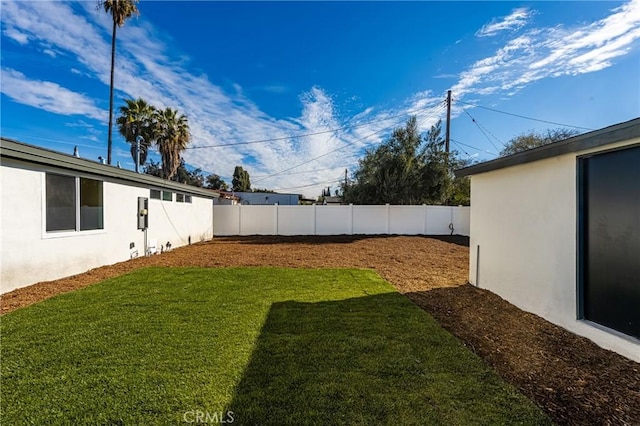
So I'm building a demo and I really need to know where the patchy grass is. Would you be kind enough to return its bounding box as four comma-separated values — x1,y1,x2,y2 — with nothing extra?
1,267,549,425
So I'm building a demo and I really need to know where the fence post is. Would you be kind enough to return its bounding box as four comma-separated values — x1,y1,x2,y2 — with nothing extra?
274,203,279,235
423,204,427,235
349,204,354,235
313,204,317,235
449,206,454,235
386,204,390,235
212,204,216,236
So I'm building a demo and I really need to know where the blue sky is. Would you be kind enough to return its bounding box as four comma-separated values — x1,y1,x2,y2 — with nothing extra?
2,1,639,197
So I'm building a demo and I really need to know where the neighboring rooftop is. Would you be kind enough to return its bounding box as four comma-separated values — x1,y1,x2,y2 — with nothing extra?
0,137,219,199
455,117,640,177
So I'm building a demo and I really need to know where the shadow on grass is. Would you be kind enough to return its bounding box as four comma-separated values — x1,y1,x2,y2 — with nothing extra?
210,234,470,247
224,292,548,425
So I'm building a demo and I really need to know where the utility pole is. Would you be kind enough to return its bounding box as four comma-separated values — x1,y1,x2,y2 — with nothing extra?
445,90,452,154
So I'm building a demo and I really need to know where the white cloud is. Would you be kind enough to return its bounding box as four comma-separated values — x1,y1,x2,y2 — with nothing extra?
3,27,28,44
453,1,640,98
0,68,106,121
476,7,531,37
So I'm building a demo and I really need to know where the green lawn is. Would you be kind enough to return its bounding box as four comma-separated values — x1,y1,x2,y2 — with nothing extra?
1,267,550,425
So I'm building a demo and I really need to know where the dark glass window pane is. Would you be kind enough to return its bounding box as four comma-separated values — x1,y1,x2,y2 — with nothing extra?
150,189,161,199
80,178,103,230
162,191,173,201
582,146,640,338
185,195,192,203
46,174,76,231
176,193,185,202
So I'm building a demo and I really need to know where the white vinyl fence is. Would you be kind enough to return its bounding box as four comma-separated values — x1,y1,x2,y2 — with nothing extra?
213,204,470,236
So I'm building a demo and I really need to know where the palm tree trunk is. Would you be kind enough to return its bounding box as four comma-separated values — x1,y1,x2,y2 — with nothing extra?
107,18,117,165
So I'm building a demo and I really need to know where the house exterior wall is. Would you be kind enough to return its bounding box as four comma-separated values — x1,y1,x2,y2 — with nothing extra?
1,160,213,293
469,139,640,362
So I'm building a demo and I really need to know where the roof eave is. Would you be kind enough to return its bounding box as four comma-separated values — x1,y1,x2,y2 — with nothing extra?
454,117,640,177
0,138,219,198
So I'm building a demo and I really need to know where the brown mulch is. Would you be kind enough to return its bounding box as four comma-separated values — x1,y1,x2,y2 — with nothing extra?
2,235,638,425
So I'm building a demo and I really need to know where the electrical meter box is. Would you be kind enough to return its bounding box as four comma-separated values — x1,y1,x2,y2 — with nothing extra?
137,197,148,230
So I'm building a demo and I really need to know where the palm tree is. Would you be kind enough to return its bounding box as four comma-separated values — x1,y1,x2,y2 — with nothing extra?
101,0,139,165
155,107,191,179
116,98,156,167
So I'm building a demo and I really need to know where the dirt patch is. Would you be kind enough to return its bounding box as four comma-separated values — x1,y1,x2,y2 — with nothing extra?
407,286,640,425
1,235,468,314
2,235,638,425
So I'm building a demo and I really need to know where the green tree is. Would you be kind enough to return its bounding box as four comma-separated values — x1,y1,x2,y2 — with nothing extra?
419,120,453,205
206,174,229,191
342,117,470,205
155,107,191,179
173,159,205,187
342,116,422,204
100,0,139,165
143,159,205,188
500,128,580,156
116,98,156,167
232,166,251,192
142,159,162,178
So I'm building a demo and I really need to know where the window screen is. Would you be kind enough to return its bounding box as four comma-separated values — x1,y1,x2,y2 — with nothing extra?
80,178,103,231
162,191,173,201
46,174,76,231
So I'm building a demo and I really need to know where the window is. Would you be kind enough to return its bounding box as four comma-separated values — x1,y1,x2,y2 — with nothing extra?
162,191,173,201
46,174,103,232
176,193,185,203
150,189,161,199
46,174,76,231
80,178,103,230
185,195,192,203
579,145,640,339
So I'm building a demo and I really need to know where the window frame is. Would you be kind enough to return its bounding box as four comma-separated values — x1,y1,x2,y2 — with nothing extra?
45,173,77,232
42,172,105,238
576,144,640,339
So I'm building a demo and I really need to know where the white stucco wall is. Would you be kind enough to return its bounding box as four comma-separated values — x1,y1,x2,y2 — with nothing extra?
468,139,640,362
1,160,213,293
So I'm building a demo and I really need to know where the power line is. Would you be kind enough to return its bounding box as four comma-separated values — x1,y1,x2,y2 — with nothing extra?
3,134,105,151
252,102,447,184
460,107,502,152
185,101,444,150
470,114,505,147
251,103,375,185
450,138,498,156
270,177,344,193
252,166,345,178
453,99,594,131
450,140,476,161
